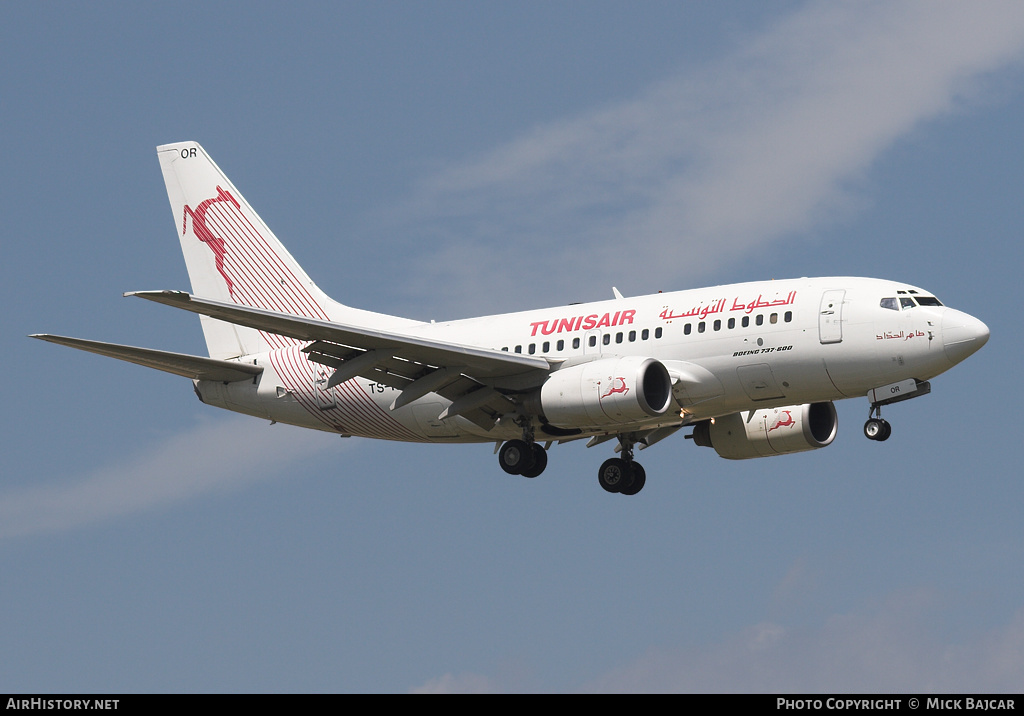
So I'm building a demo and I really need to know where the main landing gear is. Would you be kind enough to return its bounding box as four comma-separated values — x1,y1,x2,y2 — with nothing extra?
497,432,647,495
598,437,646,496
498,433,548,479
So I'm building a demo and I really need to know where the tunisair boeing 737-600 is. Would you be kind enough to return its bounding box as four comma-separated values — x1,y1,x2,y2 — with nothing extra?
32,142,990,495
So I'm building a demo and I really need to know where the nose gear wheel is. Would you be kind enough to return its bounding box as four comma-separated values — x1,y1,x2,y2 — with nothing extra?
863,405,892,442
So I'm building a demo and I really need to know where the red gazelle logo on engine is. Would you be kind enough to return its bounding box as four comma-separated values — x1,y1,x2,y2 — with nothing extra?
601,377,630,399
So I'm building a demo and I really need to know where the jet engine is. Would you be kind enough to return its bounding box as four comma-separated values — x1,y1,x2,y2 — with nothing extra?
537,356,674,428
691,402,838,459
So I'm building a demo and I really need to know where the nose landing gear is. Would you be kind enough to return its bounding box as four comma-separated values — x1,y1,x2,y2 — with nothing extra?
862,379,931,443
863,417,891,441
863,406,891,442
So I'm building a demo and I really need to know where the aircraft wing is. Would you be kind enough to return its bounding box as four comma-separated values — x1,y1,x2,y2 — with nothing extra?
128,291,555,429
30,334,263,383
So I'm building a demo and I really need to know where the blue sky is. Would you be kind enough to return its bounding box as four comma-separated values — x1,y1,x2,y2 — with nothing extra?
2,1,1023,693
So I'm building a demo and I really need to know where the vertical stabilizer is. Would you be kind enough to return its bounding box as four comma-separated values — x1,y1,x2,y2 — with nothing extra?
157,142,338,359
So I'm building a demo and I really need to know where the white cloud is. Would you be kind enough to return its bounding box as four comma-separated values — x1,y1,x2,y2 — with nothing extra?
410,672,501,694
0,417,335,540
408,585,1024,693
579,591,1024,693
398,0,1024,313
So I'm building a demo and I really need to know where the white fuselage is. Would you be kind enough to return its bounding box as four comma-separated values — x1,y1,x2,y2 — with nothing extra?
195,276,984,443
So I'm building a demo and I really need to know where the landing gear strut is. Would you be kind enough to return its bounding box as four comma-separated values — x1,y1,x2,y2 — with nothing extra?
863,406,891,442
598,437,646,495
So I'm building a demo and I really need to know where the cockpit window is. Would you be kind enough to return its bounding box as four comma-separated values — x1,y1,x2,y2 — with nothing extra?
916,296,943,307
880,298,899,311
900,297,916,310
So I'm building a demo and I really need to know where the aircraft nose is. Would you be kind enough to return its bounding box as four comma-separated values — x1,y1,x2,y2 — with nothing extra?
942,309,989,365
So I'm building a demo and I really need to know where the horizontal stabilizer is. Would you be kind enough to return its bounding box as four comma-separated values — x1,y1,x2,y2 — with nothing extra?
30,334,263,383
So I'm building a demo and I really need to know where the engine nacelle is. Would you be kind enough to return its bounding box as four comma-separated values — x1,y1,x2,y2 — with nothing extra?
539,356,674,428
691,402,838,460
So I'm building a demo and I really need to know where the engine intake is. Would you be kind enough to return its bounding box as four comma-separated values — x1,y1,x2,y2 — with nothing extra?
539,356,673,428
692,402,838,459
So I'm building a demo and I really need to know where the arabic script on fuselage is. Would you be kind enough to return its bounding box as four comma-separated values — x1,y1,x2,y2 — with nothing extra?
659,291,797,321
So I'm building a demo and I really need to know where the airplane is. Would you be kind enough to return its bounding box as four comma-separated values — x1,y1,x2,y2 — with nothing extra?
32,142,990,496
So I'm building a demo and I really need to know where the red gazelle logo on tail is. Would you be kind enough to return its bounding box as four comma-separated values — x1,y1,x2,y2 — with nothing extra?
182,186,240,298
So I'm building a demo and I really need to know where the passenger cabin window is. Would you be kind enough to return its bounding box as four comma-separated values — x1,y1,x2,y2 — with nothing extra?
655,327,663,339
573,337,581,349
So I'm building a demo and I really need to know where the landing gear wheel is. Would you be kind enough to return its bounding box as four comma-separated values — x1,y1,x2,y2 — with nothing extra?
863,418,892,441
863,419,880,440
598,458,628,493
620,462,646,496
499,439,534,475
520,443,548,478
877,419,891,441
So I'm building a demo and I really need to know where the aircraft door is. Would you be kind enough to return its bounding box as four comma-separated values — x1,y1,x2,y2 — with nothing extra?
819,290,845,344
584,330,603,355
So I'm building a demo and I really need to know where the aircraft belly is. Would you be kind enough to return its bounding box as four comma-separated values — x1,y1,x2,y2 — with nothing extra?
683,327,842,416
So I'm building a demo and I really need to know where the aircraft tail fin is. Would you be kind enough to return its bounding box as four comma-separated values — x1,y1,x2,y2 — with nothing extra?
157,142,341,360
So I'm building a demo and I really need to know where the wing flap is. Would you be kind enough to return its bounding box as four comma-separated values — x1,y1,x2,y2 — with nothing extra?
31,334,263,383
